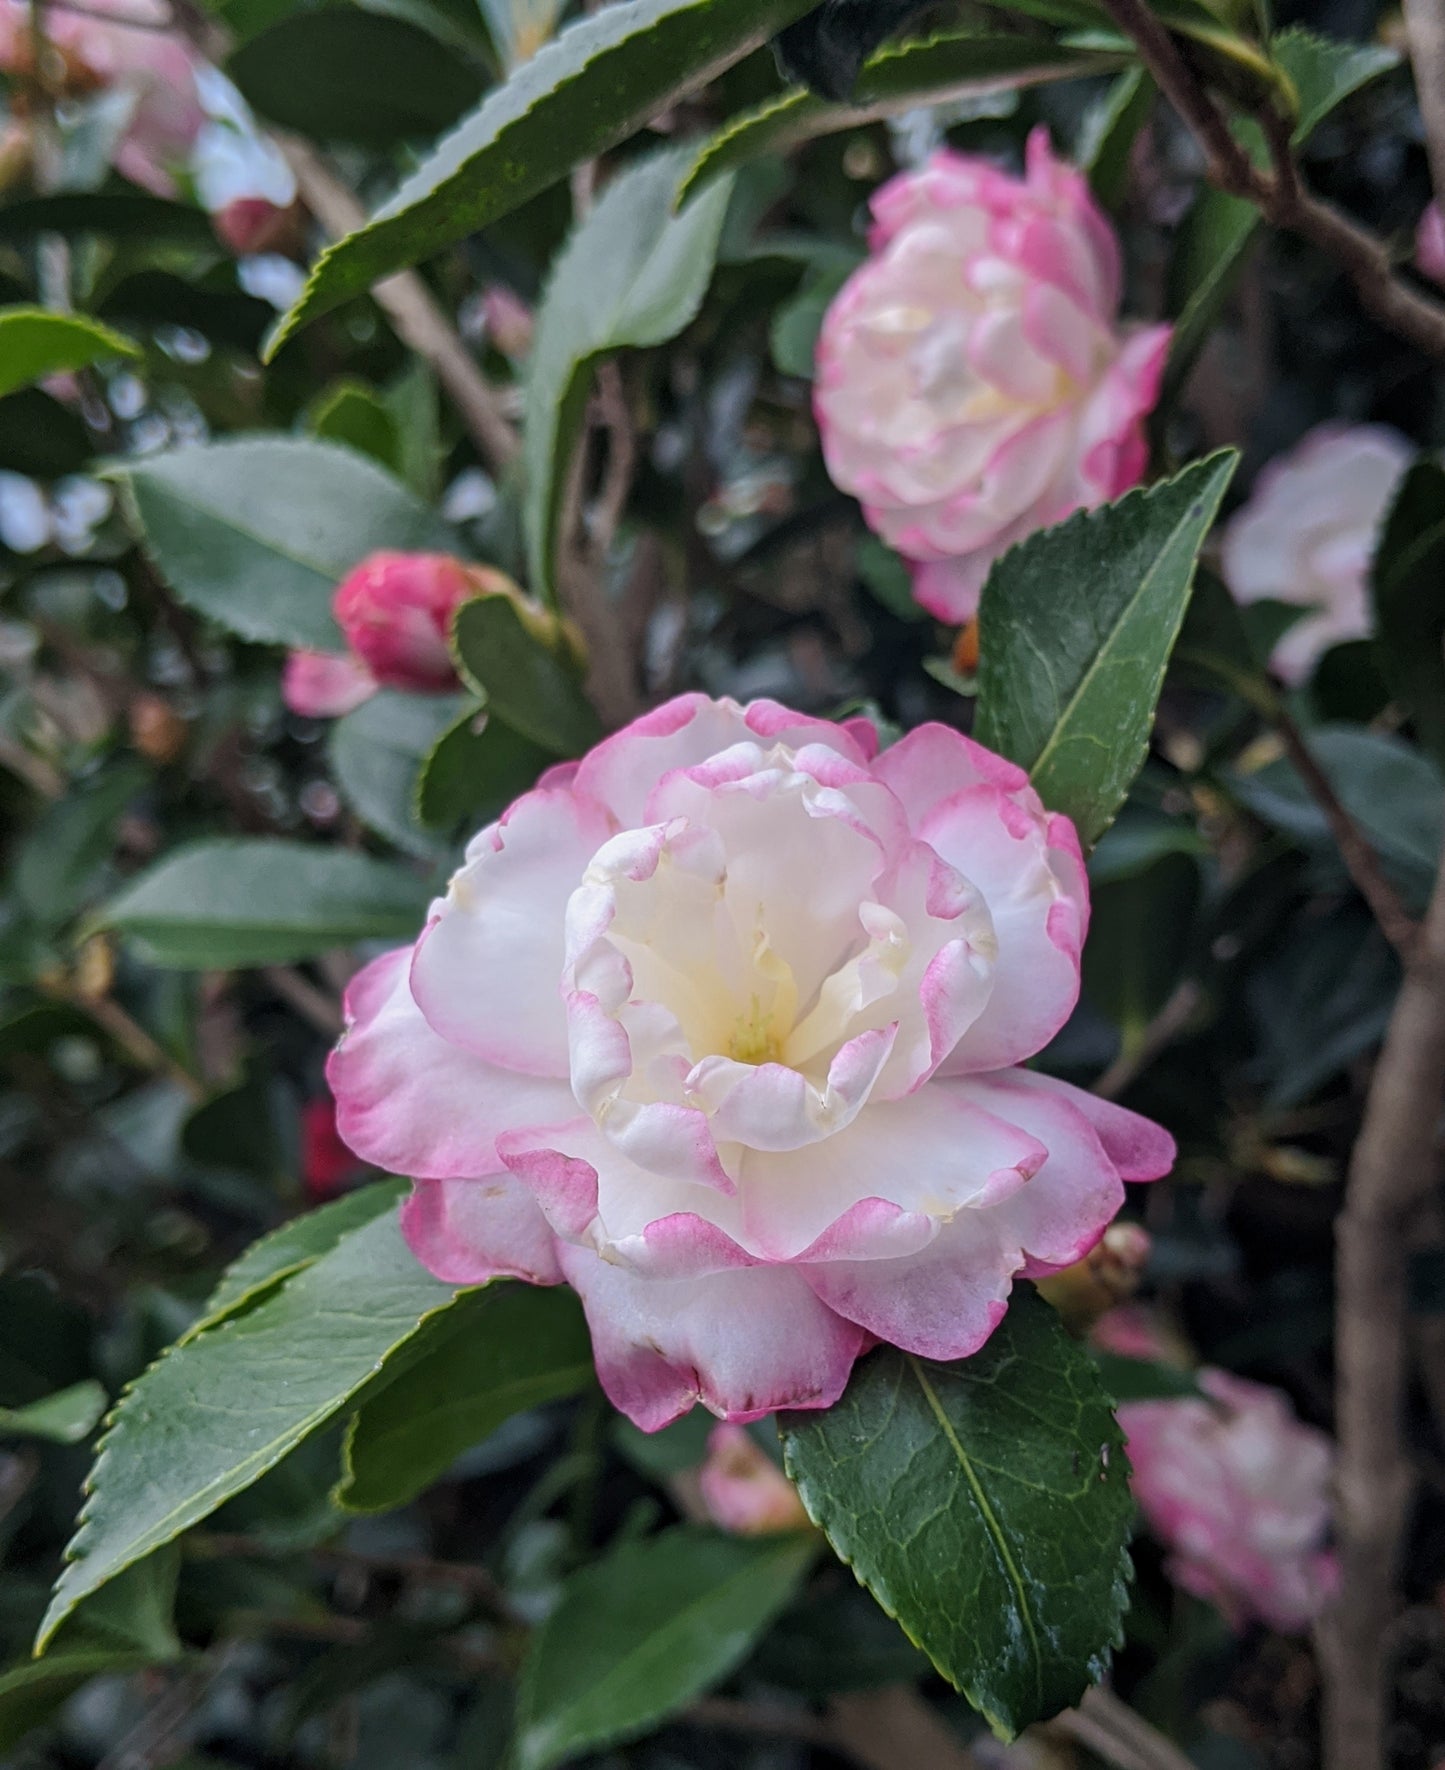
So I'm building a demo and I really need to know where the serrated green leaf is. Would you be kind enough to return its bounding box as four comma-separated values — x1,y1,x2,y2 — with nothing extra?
198,1180,408,1329
49,1547,182,1661
0,1381,107,1445
514,1525,815,1770
338,1282,594,1512
452,594,600,755
307,379,406,477
268,0,818,353
415,698,557,829
780,1289,1133,1740
1094,1352,1204,1403
1278,24,1399,137
974,452,1237,845
37,1207,459,1650
329,690,471,856
0,305,139,398
112,437,457,650
95,839,430,969
523,150,732,599
1373,458,1445,772
679,30,1125,201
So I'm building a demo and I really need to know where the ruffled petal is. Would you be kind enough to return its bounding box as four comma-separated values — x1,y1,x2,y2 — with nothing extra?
401,1173,563,1285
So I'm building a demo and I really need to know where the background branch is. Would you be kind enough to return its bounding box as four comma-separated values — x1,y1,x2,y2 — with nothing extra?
1404,0,1445,210
1318,839,1445,1770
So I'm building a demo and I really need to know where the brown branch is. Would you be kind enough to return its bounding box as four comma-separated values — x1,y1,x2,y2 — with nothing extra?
823,1688,984,1770
1096,0,1445,362
260,965,342,1037
272,134,520,478
1093,980,1202,1101
1273,708,1419,960
1317,841,1445,1770
1404,0,1445,212
1055,1688,1200,1770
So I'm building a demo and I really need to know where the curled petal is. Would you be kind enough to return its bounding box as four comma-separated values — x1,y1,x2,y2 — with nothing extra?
401,1173,563,1286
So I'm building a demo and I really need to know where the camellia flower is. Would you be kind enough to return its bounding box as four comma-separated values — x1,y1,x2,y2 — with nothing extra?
327,693,1175,1429
1418,201,1445,287
697,1424,810,1535
1118,1369,1338,1633
1219,424,1412,684
0,0,205,195
814,127,1172,625
282,551,519,718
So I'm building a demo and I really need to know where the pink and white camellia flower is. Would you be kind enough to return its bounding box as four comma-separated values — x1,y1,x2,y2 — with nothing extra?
283,551,515,718
0,0,205,195
1219,424,1412,685
698,1424,810,1535
814,127,1172,625
327,693,1175,1429
1118,1370,1338,1633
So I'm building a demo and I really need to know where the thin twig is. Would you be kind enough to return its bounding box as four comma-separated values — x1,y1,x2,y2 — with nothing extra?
273,134,520,478
1097,0,1445,362
823,1688,983,1770
1317,840,1445,1770
40,976,205,1100
1272,707,1419,959
1058,1688,1200,1770
1094,980,1202,1101
1404,0,1445,212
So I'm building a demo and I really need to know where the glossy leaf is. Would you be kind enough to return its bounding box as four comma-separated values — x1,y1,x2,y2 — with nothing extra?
0,305,139,399
0,1380,107,1444
1081,65,1154,211
228,9,486,148
679,31,1123,201
451,598,600,754
514,1525,815,1770
37,1208,459,1649
523,150,732,597
329,690,471,855
1373,458,1445,771
338,1282,594,1511
780,1288,1133,1740
12,760,149,929
415,699,558,829
268,0,818,352
974,451,1237,845
307,380,406,477
95,839,430,968
113,437,456,650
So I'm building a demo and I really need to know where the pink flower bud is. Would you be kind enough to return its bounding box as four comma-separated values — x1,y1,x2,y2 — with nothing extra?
282,649,377,719
1220,424,1411,683
480,284,535,361
332,551,498,694
1120,1370,1338,1632
698,1424,809,1535
212,195,300,259
1419,201,1445,287
815,127,1171,624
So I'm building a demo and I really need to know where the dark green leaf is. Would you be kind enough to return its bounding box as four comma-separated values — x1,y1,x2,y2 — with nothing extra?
268,0,819,352
0,1651,156,1752
452,595,600,755
1080,66,1154,211
415,699,557,829
680,30,1124,200
0,305,139,398
12,760,149,930
307,380,405,476
1373,458,1445,771
113,437,456,650
769,258,854,378
95,839,430,968
1093,1353,1204,1403
37,1207,460,1649
747,1580,930,1693
1231,724,1444,909
0,191,218,251
329,690,471,855
523,150,733,597
1082,849,1200,1036
49,1547,182,1660
974,452,1237,845
0,1380,107,1444
514,1525,815,1770
1277,24,1399,138
780,1289,1133,1739
338,1282,594,1511
229,10,486,149
0,388,92,477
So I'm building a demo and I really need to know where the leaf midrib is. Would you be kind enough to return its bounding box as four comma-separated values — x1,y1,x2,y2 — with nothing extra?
908,1355,1043,1713
1025,469,1224,789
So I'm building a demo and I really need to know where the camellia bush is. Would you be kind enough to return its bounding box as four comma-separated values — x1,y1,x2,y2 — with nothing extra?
7,0,1445,1765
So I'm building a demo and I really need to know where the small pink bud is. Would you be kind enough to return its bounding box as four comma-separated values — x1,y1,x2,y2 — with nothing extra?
1419,202,1445,287
282,649,377,718
1037,1220,1152,1330
698,1425,810,1536
480,284,535,361
213,196,300,259
332,551,496,694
